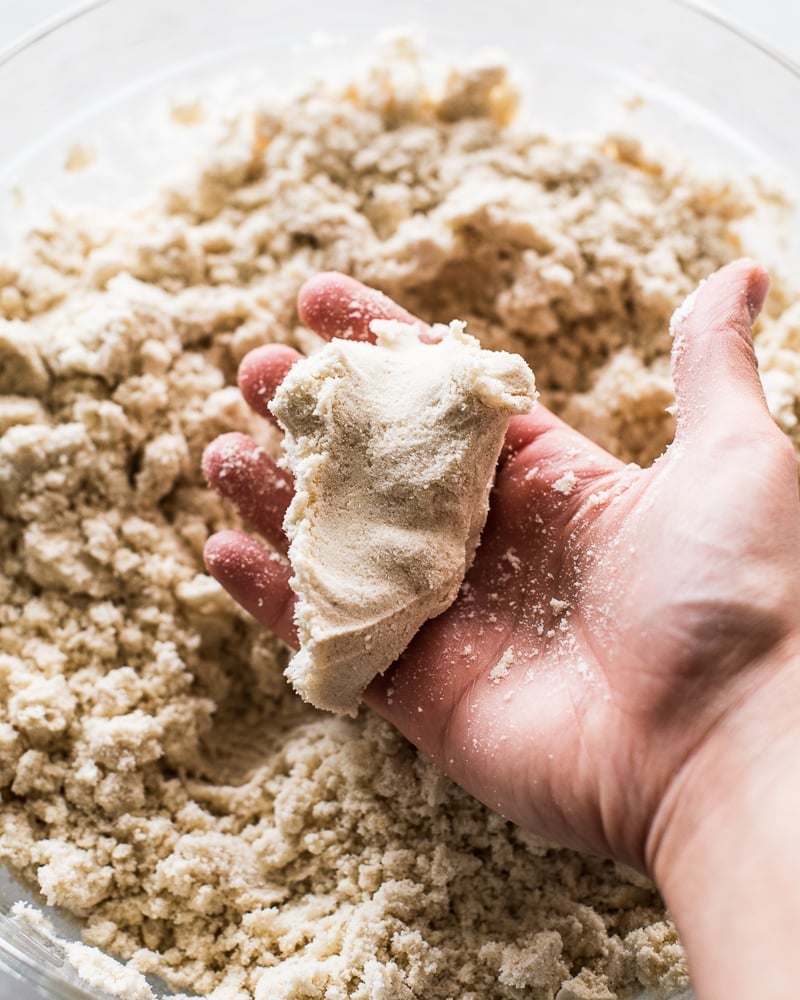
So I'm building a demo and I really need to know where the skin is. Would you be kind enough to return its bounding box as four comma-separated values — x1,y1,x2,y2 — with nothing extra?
203,259,800,1000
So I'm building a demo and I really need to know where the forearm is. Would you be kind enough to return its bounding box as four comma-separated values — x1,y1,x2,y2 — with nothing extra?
649,655,800,1000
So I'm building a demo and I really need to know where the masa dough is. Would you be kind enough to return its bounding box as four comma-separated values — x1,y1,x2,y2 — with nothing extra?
1,35,796,1000
270,319,536,715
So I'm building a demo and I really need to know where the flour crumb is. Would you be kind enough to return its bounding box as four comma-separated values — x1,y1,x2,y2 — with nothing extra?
489,647,515,683
64,143,97,172
552,470,578,495
669,280,705,338
170,99,207,126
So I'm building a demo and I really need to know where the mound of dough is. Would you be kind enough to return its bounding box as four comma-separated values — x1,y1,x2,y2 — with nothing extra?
270,318,536,715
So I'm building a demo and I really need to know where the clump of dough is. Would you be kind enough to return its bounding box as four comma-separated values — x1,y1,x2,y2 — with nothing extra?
270,319,536,714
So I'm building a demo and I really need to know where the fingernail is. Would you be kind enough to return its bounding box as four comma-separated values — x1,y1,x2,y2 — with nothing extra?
745,269,769,322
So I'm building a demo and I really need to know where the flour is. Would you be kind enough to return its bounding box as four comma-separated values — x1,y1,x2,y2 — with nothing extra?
271,319,535,715
551,471,578,496
0,36,796,1000
489,648,515,683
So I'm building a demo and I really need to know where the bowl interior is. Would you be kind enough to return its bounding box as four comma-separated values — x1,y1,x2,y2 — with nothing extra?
0,3,797,999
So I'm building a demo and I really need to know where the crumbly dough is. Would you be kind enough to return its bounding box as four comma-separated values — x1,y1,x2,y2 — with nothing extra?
0,36,796,1000
271,319,535,715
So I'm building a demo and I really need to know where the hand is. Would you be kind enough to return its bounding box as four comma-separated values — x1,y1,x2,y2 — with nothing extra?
202,261,800,881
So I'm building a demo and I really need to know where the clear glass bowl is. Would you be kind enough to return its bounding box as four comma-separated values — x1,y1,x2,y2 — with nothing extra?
0,1,797,998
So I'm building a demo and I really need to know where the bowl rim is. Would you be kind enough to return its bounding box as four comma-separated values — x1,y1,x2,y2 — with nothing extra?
1,0,799,84
676,0,800,78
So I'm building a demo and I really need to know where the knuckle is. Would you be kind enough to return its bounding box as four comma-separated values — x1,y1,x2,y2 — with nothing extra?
769,429,799,477
735,423,798,483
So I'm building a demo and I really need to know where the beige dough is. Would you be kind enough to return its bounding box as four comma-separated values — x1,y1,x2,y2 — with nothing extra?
270,319,536,715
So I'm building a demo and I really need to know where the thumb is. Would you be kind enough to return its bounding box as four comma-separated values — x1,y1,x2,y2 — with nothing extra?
670,258,770,442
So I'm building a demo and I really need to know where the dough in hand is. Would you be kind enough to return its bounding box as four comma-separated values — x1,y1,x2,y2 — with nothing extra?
269,318,537,715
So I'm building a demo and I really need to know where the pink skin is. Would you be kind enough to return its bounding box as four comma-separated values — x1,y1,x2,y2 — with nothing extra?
202,263,800,881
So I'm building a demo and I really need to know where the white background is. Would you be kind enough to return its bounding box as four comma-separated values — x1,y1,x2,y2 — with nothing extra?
2,0,800,65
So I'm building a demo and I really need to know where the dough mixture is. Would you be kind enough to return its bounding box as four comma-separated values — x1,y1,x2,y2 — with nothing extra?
271,319,535,715
0,37,798,1000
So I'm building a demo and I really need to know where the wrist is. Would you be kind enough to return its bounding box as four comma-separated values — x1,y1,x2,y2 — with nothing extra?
646,645,800,1000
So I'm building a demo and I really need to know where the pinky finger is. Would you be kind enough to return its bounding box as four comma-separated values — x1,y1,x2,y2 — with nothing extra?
202,432,292,553
204,529,297,647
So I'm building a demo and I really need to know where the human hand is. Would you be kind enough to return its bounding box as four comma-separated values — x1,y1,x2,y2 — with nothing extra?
202,261,800,883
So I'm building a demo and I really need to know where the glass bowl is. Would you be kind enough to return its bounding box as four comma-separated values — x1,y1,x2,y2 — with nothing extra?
0,1,797,998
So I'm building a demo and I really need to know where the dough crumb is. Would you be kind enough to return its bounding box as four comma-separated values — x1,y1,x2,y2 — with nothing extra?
64,143,97,172
489,647,515,682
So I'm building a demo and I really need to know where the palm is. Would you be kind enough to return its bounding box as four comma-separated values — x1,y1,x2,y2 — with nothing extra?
382,408,790,856
204,262,800,873
368,417,633,854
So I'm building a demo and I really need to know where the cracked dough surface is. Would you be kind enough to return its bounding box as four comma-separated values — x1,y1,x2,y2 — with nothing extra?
270,319,536,715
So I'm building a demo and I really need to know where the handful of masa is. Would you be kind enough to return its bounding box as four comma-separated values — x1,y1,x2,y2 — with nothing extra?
270,318,537,716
